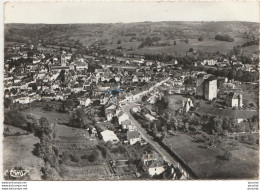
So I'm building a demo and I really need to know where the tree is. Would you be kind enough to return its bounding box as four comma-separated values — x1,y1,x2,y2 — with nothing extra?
4,98,13,109
223,151,232,160
141,95,148,103
198,36,203,41
35,117,52,138
88,150,99,162
118,144,127,154
154,96,169,114
228,70,237,80
4,110,27,130
69,108,93,129
60,99,75,112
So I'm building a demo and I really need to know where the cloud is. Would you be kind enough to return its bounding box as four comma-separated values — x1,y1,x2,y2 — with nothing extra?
4,1,259,23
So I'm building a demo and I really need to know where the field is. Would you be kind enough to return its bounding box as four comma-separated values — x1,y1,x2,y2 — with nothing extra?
4,124,29,136
195,100,258,119
20,105,139,180
59,164,114,180
5,22,259,57
22,106,70,123
164,133,259,179
132,38,251,56
3,133,45,180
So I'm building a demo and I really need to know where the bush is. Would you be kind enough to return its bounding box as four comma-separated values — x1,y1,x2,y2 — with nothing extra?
88,150,99,162
215,34,234,42
70,155,79,162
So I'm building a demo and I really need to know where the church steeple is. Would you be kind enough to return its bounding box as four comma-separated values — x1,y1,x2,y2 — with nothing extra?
61,53,66,66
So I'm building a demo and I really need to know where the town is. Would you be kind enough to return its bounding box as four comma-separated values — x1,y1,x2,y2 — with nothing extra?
3,22,259,180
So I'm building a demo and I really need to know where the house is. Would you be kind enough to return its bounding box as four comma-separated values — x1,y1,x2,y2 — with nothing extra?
105,104,117,121
74,61,88,70
148,161,165,176
127,124,137,131
142,152,158,166
118,112,129,125
132,75,139,83
89,128,97,138
202,59,217,66
100,130,119,144
121,120,131,130
79,97,91,107
132,107,141,113
146,61,153,66
226,92,243,108
100,96,109,105
127,131,141,145
105,110,116,121
145,113,156,121
13,96,32,104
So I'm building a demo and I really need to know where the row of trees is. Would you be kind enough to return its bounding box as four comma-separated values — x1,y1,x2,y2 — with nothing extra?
215,34,234,42
138,36,162,48
241,39,259,47
196,66,259,82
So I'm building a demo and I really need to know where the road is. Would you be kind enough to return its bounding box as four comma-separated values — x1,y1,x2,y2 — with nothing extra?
122,102,192,179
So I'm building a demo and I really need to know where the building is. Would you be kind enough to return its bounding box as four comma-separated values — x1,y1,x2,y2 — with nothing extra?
226,92,243,108
202,59,217,66
100,130,119,144
145,113,156,121
196,75,217,100
142,152,157,166
118,112,129,125
79,97,91,107
148,161,165,176
122,120,131,130
204,77,217,101
61,54,66,66
183,98,194,113
105,104,117,121
127,131,141,145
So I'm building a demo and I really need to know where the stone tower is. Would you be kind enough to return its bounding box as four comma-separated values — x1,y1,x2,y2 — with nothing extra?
204,77,217,101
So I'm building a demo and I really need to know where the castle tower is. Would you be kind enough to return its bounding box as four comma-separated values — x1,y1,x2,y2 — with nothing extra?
204,78,217,101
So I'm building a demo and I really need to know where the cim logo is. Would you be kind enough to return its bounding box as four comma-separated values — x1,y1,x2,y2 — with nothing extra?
9,167,29,178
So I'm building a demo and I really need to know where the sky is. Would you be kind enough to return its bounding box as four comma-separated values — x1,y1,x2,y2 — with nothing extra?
4,1,260,23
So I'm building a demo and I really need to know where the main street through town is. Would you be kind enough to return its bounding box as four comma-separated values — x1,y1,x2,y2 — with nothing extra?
122,102,193,179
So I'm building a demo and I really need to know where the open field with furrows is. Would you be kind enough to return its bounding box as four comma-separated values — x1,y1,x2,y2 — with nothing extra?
53,124,98,153
59,164,115,180
3,132,45,180
163,133,259,179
